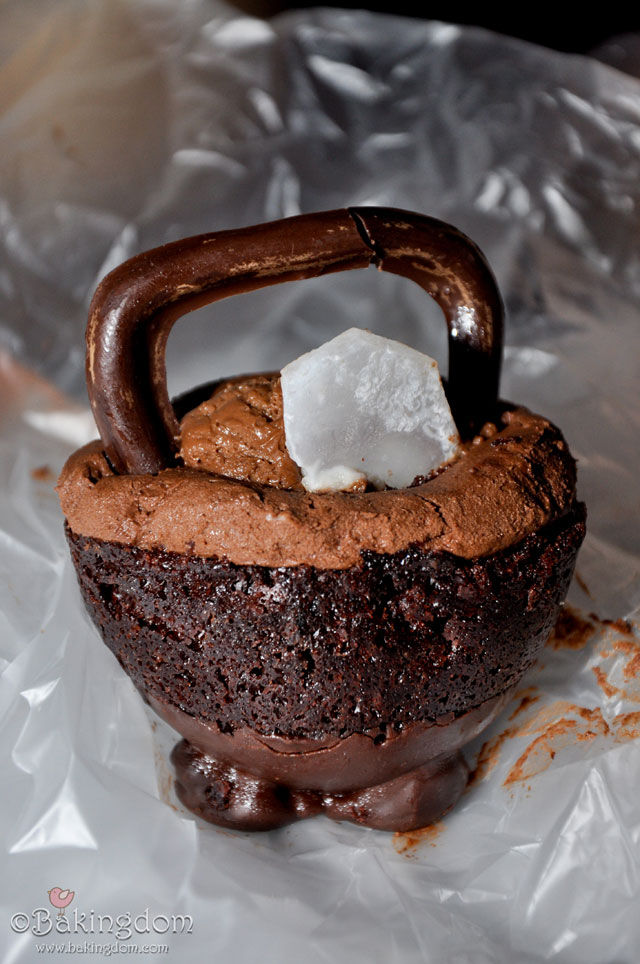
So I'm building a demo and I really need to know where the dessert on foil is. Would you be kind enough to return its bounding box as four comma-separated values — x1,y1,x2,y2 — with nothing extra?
57,208,585,832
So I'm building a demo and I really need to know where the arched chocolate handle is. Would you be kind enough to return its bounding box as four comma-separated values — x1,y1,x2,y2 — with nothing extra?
87,207,503,475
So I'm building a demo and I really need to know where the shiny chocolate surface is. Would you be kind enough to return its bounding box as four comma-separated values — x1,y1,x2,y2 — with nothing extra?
85,208,503,475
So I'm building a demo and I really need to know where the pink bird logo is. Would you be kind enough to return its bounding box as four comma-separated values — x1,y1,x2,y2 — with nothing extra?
48,887,75,917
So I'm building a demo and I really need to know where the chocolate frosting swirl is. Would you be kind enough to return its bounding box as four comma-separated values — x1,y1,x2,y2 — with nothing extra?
58,403,577,570
179,375,302,490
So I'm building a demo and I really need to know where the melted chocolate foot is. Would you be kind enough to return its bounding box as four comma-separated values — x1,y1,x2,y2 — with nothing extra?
325,751,469,832
172,739,468,833
171,740,314,831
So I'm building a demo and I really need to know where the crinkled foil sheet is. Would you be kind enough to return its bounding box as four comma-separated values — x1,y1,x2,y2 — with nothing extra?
1,2,640,961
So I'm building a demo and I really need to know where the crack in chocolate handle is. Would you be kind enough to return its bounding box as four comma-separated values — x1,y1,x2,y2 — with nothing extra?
86,207,503,475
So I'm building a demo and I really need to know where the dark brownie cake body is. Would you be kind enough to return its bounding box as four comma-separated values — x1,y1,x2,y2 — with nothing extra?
66,506,585,741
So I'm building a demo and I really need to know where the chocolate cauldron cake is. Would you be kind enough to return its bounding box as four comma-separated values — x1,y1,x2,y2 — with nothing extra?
58,208,585,832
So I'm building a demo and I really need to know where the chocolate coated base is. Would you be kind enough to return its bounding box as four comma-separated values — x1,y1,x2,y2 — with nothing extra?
171,741,468,832
152,692,510,831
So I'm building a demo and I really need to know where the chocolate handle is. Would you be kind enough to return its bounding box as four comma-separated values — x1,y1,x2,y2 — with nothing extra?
87,207,503,475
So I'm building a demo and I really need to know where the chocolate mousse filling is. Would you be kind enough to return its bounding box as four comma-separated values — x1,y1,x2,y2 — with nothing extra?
58,400,576,570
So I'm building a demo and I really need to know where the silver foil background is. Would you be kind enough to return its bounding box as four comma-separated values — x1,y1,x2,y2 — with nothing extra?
1,2,639,962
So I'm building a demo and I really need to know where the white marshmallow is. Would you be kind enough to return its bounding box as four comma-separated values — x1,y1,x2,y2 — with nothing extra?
280,328,460,492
